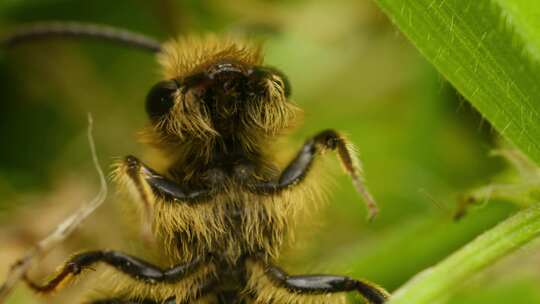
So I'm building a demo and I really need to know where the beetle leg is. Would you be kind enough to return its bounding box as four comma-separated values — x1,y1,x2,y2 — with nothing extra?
24,250,203,294
251,129,379,219
248,258,389,304
113,155,212,242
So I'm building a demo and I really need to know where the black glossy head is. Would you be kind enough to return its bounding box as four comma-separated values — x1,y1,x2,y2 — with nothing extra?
145,60,291,123
146,60,295,138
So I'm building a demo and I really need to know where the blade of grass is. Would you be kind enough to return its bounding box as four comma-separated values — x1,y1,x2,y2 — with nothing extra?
373,0,540,165
388,203,540,304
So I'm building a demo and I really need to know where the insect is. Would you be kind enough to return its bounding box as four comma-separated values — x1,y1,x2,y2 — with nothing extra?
3,22,389,304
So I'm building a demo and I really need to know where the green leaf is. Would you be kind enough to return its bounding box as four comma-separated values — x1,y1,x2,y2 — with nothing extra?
373,0,540,165
371,0,540,302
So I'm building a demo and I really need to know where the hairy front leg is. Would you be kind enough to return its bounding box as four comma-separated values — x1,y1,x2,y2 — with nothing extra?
252,129,379,219
113,155,212,241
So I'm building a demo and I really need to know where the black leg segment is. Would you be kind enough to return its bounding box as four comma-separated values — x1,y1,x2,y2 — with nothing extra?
264,262,389,304
125,155,211,203
251,129,379,219
24,250,202,293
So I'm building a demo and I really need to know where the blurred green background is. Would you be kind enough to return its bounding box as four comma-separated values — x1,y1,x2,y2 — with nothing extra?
1,0,539,303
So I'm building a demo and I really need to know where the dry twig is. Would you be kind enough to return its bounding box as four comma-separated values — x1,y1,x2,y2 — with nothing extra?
0,114,108,303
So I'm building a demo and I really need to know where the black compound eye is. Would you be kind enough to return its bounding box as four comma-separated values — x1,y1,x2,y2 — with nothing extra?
270,68,291,98
251,66,291,97
146,80,178,119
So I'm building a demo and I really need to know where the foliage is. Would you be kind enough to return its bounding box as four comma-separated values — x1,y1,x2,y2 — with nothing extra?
372,0,540,302
1,0,540,303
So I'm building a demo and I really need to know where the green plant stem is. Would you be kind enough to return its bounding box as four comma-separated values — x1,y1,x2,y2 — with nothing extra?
388,203,540,304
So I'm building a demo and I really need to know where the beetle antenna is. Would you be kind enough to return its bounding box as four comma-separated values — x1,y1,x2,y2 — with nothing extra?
2,22,162,53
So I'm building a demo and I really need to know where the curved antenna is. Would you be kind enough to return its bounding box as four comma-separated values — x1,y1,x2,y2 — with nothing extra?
2,22,162,53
